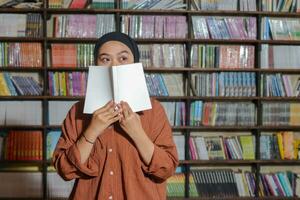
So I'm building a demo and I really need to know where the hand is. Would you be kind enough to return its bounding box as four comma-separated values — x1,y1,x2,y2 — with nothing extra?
87,100,121,139
119,101,144,138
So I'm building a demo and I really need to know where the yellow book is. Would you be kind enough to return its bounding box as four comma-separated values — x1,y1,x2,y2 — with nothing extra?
294,139,300,159
290,103,300,126
277,132,284,159
239,135,255,160
0,73,10,96
61,72,67,96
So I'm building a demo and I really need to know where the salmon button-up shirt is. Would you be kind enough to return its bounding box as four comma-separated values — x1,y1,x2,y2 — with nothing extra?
53,99,179,200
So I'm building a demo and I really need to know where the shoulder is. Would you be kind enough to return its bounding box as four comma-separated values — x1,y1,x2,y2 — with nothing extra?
67,100,90,121
142,97,164,115
140,98,166,121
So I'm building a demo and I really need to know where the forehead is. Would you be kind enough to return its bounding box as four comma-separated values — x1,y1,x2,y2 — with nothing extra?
98,41,133,55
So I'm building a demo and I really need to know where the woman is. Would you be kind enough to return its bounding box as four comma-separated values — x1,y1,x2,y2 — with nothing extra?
53,32,179,200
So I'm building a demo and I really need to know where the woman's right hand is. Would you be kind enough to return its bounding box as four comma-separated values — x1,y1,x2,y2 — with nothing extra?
86,100,121,140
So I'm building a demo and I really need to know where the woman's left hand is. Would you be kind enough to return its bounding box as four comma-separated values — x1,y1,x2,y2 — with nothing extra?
119,101,144,138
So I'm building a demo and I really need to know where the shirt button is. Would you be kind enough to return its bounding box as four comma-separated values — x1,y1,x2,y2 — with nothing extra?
108,196,113,200
108,148,112,153
110,171,114,175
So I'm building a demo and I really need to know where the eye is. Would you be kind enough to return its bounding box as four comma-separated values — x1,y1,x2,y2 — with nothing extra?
119,56,128,63
98,57,110,64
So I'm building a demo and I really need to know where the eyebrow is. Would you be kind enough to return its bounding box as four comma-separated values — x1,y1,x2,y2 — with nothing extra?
98,50,130,57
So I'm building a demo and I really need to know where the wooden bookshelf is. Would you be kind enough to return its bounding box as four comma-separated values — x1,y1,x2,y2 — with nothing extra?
0,0,300,199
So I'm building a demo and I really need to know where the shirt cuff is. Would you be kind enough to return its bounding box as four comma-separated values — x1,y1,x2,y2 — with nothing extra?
66,143,99,177
141,145,161,174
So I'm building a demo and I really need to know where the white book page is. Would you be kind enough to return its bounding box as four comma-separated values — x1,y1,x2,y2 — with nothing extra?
83,66,113,114
113,63,152,112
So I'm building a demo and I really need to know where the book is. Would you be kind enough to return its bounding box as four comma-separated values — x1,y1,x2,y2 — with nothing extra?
84,63,152,114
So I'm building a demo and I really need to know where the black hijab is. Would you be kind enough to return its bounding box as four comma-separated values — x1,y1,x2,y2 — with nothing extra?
94,32,140,64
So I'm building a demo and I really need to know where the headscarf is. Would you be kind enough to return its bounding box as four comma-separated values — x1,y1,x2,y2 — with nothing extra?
94,32,140,64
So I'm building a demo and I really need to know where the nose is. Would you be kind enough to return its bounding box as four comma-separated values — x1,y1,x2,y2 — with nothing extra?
111,58,120,67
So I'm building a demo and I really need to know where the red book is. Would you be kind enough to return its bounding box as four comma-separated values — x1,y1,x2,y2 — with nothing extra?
69,0,87,8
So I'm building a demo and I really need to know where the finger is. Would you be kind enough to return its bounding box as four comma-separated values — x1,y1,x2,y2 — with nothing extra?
108,114,122,124
94,100,115,115
124,101,133,114
121,101,129,118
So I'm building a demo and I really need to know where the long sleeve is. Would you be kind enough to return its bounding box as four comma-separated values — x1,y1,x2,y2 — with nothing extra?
52,102,103,181
141,99,179,181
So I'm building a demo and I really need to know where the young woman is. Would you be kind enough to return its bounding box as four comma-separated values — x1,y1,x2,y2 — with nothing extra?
53,32,179,200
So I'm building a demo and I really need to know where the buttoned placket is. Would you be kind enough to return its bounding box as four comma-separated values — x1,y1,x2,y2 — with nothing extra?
107,125,115,200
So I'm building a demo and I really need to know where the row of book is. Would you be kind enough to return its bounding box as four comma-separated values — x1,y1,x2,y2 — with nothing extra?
0,171,75,198
0,73,42,96
0,101,75,126
1,130,299,162
0,43,42,67
189,135,255,160
3,14,300,42
190,101,256,126
167,173,198,197
48,101,76,125
51,44,95,68
122,0,186,10
1,131,42,161
262,103,300,126
174,131,300,161
121,15,187,39
48,72,87,96
161,102,186,126
191,169,254,197
0,0,42,8
0,101,42,126
0,14,42,37
50,43,186,68
2,43,300,70
169,170,300,197
261,45,300,69
192,16,257,39
0,169,299,198
0,130,60,161
260,131,300,160
53,14,115,38
191,0,256,11
262,0,300,12
191,45,255,69
139,44,186,68
49,0,88,9
46,0,300,12
261,74,300,97
191,72,256,97
262,17,300,40
0,100,299,127
145,73,185,96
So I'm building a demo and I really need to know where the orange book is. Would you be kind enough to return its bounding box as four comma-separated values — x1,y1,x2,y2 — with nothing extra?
38,131,43,160
33,131,39,160
283,131,294,160
52,44,77,68
219,45,240,69
24,131,30,160
15,131,20,160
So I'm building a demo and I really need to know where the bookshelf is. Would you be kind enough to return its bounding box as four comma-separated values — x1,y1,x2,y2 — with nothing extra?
0,0,300,199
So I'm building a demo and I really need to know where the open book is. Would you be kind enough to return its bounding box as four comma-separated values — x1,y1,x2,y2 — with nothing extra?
83,63,152,114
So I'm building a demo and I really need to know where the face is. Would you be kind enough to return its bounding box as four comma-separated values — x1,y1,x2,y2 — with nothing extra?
97,41,134,67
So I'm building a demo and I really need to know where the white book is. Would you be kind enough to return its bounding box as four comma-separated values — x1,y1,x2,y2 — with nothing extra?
84,63,152,114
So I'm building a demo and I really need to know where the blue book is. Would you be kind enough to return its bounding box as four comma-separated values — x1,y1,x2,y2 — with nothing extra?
3,73,17,96
47,131,61,160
